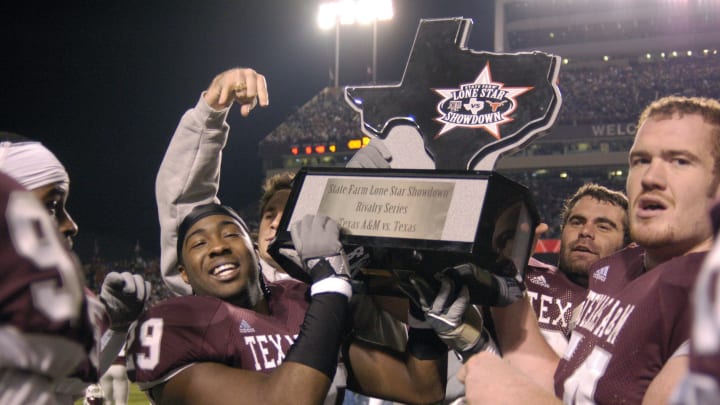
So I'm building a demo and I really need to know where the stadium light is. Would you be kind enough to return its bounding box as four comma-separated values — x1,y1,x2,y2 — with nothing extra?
317,0,394,86
348,139,363,149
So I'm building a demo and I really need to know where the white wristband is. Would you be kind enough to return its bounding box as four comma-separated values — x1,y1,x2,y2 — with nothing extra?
311,277,353,299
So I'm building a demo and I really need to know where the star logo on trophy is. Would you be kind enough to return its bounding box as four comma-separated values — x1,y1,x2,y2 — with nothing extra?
434,63,533,140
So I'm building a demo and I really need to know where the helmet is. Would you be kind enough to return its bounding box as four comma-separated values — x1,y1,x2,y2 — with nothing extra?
83,384,105,405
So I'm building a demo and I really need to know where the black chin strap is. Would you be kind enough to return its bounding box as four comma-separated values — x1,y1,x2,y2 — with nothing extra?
257,258,272,300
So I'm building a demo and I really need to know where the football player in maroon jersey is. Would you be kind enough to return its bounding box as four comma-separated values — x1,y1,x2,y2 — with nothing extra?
128,204,448,404
459,96,720,404
0,171,92,404
526,184,628,355
143,66,448,404
0,133,151,401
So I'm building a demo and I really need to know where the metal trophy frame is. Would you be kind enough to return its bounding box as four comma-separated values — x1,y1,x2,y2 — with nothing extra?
269,17,562,298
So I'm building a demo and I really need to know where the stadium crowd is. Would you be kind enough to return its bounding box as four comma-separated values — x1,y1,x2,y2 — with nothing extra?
259,87,363,155
558,56,720,125
259,54,720,150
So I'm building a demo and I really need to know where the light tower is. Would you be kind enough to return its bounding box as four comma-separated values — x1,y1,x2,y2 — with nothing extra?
317,0,394,87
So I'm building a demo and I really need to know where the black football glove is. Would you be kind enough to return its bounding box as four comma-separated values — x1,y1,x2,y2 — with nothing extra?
447,262,525,307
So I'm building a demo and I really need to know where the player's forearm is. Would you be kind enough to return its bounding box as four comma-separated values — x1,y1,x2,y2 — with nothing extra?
97,329,125,375
491,296,559,392
460,351,561,405
347,330,447,404
158,362,331,405
402,355,448,404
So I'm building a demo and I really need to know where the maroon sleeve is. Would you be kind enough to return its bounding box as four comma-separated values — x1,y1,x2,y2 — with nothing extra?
525,261,586,353
659,262,698,360
0,175,87,337
127,283,310,392
0,174,94,375
126,296,233,387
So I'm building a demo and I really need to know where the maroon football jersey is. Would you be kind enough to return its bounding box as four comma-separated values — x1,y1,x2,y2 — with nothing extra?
554,245,704,404
525,257,586,355
127,279,309,396
67,291,110,384
0,173,95,379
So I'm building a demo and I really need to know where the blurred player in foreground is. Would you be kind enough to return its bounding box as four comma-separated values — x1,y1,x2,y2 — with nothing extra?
0,133,150,401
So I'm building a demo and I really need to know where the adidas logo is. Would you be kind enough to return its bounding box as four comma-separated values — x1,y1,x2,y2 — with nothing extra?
238,319,256,334
593,265,609,282
528,275,550,288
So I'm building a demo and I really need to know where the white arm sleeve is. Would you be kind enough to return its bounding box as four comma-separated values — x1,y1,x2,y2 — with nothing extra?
98,329,128,376
156,94,231,296
0,369,66,405
0,326,85,379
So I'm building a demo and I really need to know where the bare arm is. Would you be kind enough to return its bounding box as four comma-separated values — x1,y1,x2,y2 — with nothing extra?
154,362,330,405
642,355,688,405
346,340,446,405
491,295,560,393
458,351,561,405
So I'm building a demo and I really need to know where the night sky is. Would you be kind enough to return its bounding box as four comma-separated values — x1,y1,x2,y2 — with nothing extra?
0,1,493,260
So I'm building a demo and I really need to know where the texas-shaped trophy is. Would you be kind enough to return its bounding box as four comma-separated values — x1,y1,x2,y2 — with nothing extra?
270,17,562,301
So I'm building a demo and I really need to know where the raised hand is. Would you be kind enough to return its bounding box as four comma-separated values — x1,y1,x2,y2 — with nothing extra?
203,67,269,116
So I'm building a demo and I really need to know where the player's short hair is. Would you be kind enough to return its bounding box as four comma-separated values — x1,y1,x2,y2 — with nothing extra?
560,184,630,244
258,171,294,216
638,96,720,175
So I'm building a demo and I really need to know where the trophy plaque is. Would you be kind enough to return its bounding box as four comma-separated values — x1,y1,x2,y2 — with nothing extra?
269,17,562,299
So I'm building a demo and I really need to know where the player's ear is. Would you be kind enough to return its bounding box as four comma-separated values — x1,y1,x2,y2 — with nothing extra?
178,264,190,284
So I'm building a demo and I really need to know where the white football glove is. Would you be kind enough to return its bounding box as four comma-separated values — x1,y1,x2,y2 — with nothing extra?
346,138,392,169
411,274,494,360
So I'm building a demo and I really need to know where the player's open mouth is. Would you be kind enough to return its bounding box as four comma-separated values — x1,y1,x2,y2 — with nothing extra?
572,245,594,254
210,263,240,280
637,196,667,217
